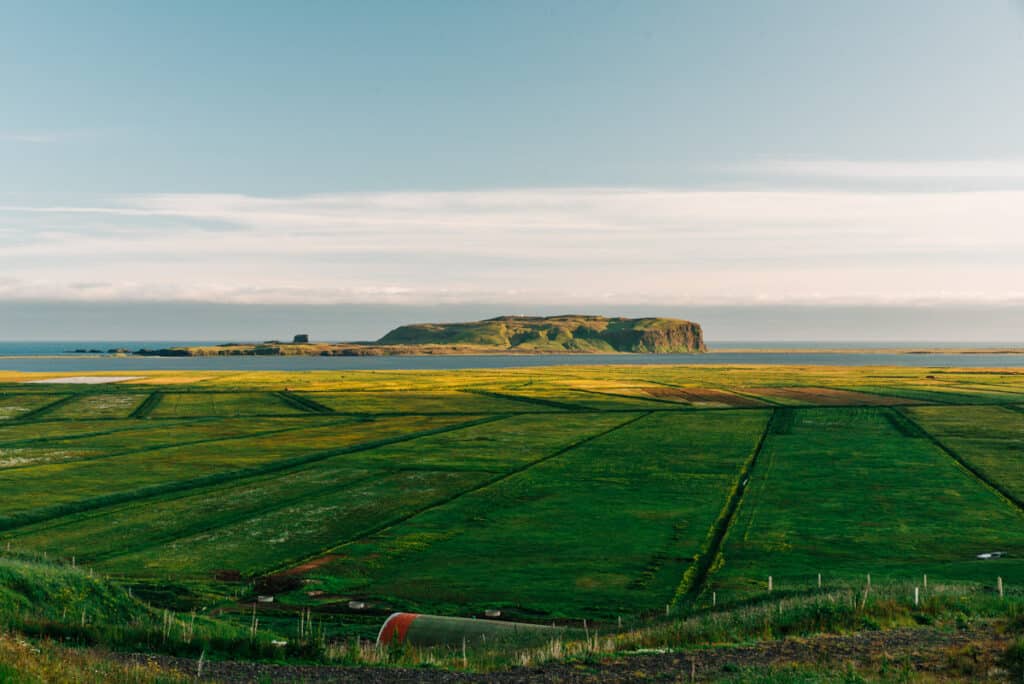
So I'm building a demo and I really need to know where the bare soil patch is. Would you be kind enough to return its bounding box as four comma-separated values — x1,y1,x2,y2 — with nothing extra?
283,554,342,576
643,387,769,407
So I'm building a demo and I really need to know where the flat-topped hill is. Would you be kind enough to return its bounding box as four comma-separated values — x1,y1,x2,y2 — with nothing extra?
133,315,705,356
378,315,706,353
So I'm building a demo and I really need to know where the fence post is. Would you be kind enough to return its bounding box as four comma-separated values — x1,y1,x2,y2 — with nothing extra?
768,576,773,592
914,587,919,607
998,576,1004,599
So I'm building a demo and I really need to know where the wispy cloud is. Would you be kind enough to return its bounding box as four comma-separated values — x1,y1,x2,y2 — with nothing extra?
2,182,1023,306
728,158,1024,180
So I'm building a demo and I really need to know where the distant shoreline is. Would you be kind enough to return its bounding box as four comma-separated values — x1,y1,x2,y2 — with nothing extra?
707,347,1024,355
3,346,1024,360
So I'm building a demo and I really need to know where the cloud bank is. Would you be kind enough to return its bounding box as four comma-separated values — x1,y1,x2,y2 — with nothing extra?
3,175,1024,306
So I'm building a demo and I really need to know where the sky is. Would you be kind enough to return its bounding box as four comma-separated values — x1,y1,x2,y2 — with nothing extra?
3,1,1024,341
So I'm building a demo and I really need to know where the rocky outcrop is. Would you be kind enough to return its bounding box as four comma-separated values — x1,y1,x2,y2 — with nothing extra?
134,315,706,356
378,315,706,353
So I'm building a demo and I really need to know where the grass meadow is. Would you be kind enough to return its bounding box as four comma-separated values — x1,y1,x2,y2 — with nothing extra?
1,365,1023,675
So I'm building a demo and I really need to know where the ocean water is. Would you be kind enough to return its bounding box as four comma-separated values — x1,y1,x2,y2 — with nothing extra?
1,341,1023,370
0,341,222,356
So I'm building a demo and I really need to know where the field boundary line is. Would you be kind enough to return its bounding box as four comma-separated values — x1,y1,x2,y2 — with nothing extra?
897,409,1024,516
0,415,506,532
644,380,775,408
568,386,691,408
716,385,786,405
130,391,164,418
671,408,777,607
275,390,334,414
91,462,513,564
79,471,388,564
0,416,214,449
1,461,387,543
835,385,1008,406
0,417,357,473
273,409,542,417
272,411,652,575
941,384,1024,399
793,386,935,407
12,395,79,422
20,410,338,423
461,388,587,411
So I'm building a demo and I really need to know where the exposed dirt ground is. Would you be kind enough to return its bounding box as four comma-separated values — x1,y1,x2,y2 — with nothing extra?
113,624,1015,682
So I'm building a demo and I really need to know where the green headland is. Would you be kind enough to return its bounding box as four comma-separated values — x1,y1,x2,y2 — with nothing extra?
133,315,707,356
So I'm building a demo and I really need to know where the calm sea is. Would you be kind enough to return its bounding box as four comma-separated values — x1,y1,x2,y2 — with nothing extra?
1,341,1023,370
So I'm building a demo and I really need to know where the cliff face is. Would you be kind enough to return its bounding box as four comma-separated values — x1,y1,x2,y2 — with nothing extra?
135,315,705,356
377,315,706,353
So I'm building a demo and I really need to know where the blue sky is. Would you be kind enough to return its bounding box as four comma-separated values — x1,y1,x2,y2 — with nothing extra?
3,1,1024,340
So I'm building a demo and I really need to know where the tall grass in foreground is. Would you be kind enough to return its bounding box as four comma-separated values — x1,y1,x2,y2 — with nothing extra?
0,631,186,683
0,552,320,662
3,549,1023,676
324,580,1023,672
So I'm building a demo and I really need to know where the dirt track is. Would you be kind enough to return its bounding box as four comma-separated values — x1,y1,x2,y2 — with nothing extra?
115,624,1014,682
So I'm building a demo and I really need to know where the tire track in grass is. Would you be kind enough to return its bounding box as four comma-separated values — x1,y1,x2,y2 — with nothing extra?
130,391,164,418
897,408,1024,515
276,390,334,414
12,395,78,422
0,415,506,533
273,411,653,575
671,408,777,607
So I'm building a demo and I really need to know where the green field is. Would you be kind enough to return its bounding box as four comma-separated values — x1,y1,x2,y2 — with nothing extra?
1,366,1023,642
711,407,1024,600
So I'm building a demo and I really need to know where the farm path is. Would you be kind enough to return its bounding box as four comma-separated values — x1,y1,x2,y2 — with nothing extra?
673,408,776,605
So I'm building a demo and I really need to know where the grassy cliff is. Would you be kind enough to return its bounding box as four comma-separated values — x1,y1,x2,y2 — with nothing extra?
377,315,706,353
135,315,706,356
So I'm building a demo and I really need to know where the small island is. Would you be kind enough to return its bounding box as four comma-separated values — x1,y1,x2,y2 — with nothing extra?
133,315,707,357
